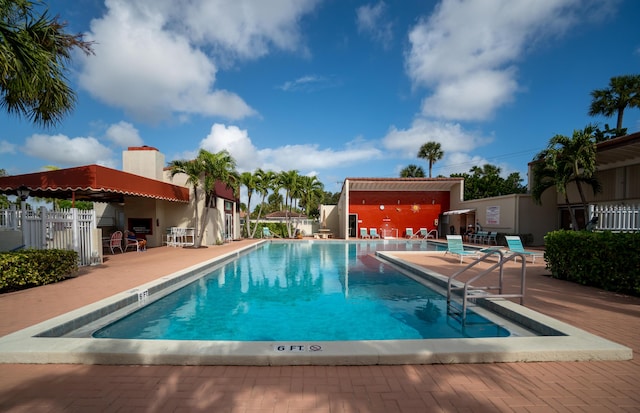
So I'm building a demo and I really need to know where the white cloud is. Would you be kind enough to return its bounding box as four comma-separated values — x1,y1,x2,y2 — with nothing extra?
105,121,144,147
356,2,393,49
23,134,113,167
200,123,260,170
0,140,16,154
199,123,382,173
278,75,339,92
405,0,614,121
78,0,257,122
160,0,321,61
382,118,493,157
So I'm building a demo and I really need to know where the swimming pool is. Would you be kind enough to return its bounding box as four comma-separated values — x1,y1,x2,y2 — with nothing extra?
93,241,510,341
0,240,632,365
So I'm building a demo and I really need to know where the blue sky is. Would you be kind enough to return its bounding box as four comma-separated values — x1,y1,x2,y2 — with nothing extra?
1,0,639,194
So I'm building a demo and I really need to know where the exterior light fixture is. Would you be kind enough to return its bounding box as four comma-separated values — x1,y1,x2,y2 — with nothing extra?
16,186,30,201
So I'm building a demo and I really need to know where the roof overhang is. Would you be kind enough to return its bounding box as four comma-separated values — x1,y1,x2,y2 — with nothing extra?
0,165,190,203
443,208,476,215
344,177,463,192
595,131,640,171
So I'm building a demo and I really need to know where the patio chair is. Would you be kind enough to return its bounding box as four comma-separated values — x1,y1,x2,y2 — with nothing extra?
124,230,144,251
109,231,123,254
445,235,479,263
360,228,371,238
405,228,414,238
471,230,488,244
505,236,544,263
370,228,381,239
416,228,428,238
485,231,497,245
263,227,273,239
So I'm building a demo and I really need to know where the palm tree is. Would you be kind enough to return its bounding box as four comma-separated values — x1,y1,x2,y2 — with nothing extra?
249,169,275,238
298,175,324,217
278,170,300,237
168,158,204,239
531,125,601,230
400,164,425,178
1,0,93,127
239,171,258,237
417,141,444,178
588,74,640,134
200,149,239,244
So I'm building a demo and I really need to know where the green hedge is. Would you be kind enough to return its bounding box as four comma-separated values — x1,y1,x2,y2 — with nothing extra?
0,249,79,293
544,230,640,296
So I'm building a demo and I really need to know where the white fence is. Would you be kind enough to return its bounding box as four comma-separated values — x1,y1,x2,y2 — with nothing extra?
0,206,98,266
589,204,640,232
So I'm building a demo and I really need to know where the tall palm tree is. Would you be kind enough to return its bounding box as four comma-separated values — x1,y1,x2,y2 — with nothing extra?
400,164,425,178
193,149,238,246
239,171,258,237
298,175,324,217
249,169,275,238
1,0,93,127
278,170,300,237
417,141,444,178
168,158,204,239
588,74,640,133
531,125,601,230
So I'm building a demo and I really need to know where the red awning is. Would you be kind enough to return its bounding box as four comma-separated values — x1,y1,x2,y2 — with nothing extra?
0,165,189,203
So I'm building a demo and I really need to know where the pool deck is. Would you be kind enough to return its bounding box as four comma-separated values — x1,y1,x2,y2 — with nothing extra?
0,239,638,412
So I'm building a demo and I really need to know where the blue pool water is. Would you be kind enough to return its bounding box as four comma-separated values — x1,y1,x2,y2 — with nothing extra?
94,241,510,341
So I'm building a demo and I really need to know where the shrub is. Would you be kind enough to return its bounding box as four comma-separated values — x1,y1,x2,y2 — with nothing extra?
544,230,640,296
0,249,78,293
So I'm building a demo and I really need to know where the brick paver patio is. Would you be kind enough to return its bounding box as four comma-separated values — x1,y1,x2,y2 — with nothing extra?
0,240,638,412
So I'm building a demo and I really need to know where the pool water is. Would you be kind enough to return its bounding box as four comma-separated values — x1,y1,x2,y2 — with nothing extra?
94,241,510,341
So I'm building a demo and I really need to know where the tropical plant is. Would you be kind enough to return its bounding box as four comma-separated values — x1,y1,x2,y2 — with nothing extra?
199,149,239,244
0,168,9,208
531,125,601,230
249,169,276,238
1,0,93,127
588,74,640,136
451,164,526,200
400,164,425,178
239,171,257,238
168,158,204,239
277,170,300,237
298,175,324,218
417,141,444,178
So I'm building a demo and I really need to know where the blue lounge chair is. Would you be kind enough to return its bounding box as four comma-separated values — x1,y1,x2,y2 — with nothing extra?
360,227,370,238
485,231,497,245
262,227,273,238
370,228,381,239
405,228,414,238
445,235,479,263
505,236,544,263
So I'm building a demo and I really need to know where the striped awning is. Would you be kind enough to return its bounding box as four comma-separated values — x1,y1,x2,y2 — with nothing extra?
0,165,189,203
443,208,475,215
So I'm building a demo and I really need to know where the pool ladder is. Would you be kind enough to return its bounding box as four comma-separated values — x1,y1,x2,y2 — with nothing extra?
446,249,526,322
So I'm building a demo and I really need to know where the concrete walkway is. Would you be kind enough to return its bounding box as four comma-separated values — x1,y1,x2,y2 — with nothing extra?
0,240,638,412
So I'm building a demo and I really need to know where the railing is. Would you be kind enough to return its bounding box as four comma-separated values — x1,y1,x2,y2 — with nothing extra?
589,204,639,232
1,206,98,266
447,249,526,322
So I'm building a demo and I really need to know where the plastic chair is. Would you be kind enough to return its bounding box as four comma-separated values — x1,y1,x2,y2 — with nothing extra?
109,231,123,254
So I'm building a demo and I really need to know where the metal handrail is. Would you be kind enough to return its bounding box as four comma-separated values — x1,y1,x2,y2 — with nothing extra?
447,249,527,320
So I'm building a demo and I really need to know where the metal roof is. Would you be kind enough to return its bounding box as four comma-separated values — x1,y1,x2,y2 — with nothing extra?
344,177,463,192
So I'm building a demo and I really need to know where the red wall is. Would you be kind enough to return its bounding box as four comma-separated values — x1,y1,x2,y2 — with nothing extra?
349,191,450,237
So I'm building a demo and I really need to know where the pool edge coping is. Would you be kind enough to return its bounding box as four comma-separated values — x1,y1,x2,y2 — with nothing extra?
0,243,632,365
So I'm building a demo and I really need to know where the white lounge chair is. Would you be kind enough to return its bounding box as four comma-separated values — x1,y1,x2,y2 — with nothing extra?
405,228,414,238
360,227,370,238
370,228,381,239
